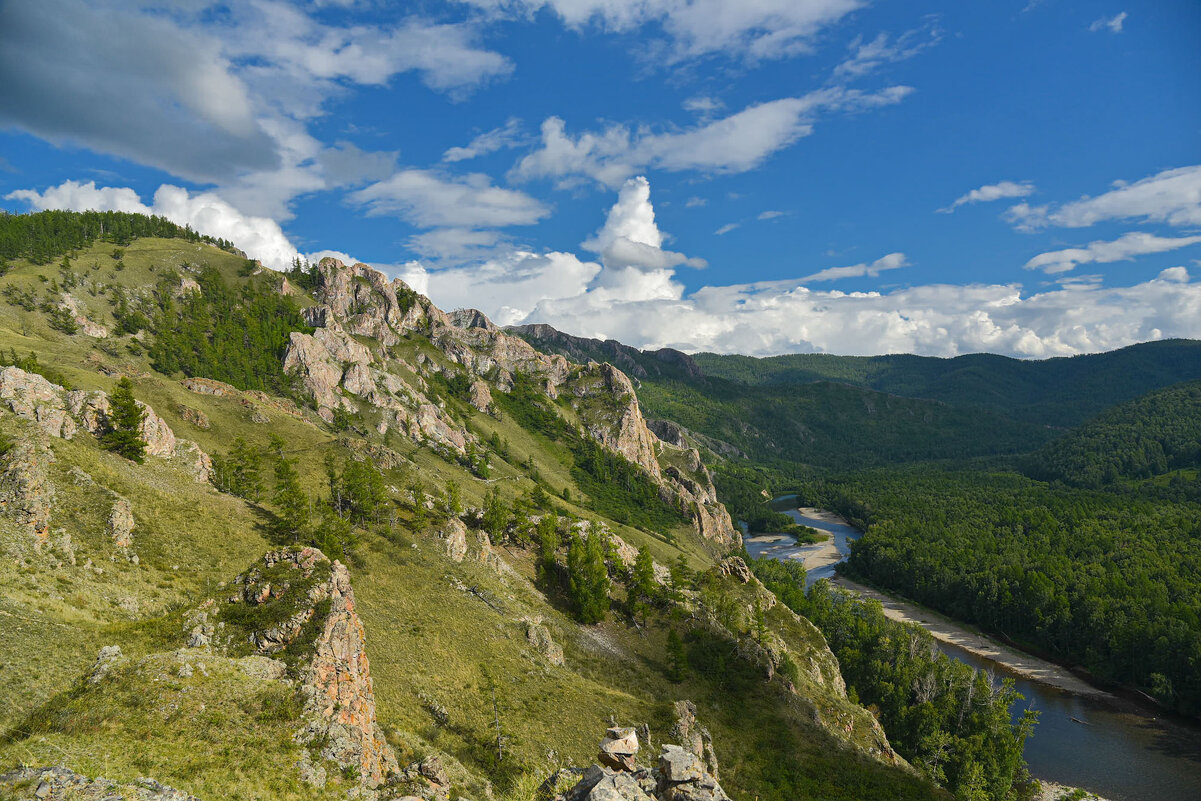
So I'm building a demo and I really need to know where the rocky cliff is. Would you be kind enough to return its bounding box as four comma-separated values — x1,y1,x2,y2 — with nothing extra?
281,257,738,547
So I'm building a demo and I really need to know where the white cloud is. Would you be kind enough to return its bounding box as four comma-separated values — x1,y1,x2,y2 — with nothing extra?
347,170,550,228
758,210,787,220
6,180,300,269
512,86,913,187
1023,232,1201,274
685,197,708,208
800,252,908,282
1006,165,1201,230
461,0,865,63
1089,12,1128,33
683,96,723,114
833,23,942,80
443,119,524,162
939,180,1035,213
715,223,740,235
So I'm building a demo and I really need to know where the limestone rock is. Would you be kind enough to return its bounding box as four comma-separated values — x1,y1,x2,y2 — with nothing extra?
468,379,492,412
657,746,703,784
88,645,124,684
60,294,109,338
176,403,210,430
599,726,639,771
180,377,235,396
718,557,753,584
107,495,134,549
173,440,214,483
670,701,719,781
440,518,468,562
523,616,564,666
0,433,56,540
0,366,77,439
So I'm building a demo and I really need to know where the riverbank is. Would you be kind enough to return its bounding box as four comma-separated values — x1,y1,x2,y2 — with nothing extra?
831,575,1109,698
745,505,847,573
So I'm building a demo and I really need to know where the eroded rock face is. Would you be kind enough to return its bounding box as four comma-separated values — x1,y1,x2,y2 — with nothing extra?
295,558,399,788
60,294,109,338
440,518,468,563
523,616,565,666
554,728,730,801
670,701,719,781
219,547,398,790
107,495,134,549
0,433,55,540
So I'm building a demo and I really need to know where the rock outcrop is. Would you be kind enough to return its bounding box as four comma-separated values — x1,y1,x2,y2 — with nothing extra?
548,726,730,801
0,432,55,540
216,547,398,790
107,494,135,550
0,766,200,801
523,615,565,666
0,367,212,481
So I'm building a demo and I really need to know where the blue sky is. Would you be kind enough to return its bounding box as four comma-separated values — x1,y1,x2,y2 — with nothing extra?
2,0,1200,357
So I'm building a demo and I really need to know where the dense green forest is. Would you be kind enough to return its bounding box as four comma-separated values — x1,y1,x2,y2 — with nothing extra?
0,209,239,265
691,340,1201,427
1025,380,1201,488
799,465,1201,716
753,558,1036,801
148,265,311,394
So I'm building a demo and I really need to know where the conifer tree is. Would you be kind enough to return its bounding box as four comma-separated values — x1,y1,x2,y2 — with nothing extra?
536,513,559,579
272,455,309,542
101,377,147,463
666,628,687,682
567,533,610,624
631,546,657,602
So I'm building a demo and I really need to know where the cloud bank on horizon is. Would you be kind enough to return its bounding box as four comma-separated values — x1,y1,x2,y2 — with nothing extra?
2,0,1200,359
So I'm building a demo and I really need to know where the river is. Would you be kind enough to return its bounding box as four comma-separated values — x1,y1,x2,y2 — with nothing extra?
743,499,1201,801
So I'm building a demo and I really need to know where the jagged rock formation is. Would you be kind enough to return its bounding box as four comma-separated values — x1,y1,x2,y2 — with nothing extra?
107,494,135,550
214,547,399,790
670,702,720,781
278,257,738,546
0,766,200,800
60,294,109,338
0,367,213,481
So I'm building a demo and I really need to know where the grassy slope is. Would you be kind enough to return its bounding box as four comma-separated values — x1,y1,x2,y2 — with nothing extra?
0,238,940,801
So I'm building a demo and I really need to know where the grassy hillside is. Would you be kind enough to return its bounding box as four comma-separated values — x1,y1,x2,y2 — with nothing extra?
0,223,949,801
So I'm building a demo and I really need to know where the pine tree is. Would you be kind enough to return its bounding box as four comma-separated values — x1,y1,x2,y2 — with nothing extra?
273,455,310,542
630,546,657,603
101,377,147,463
666,628,687,682
536,514,560,579
567,533,610,624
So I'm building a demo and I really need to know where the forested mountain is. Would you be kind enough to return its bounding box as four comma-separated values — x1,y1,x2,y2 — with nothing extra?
1026,380,1201,488
519,322,1201,721
691,340,1201,427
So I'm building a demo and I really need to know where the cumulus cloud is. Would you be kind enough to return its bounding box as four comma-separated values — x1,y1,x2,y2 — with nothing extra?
939,180,1035,213
512,86,913,187
800,252,908,282
6,180,300,269
443,119,525,162
347,170,550,228
1006,165,1201,230
1023,232,1201,274
1089,12,1128,33
461,0,865,63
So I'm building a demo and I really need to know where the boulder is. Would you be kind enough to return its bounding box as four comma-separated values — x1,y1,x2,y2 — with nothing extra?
524,616,565,666
107,495,134,549
599,726,640,771
439,518,468,562
0,433,56,540
657,746,703,784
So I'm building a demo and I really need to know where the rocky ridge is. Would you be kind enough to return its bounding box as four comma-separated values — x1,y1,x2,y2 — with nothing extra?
281,258,737,547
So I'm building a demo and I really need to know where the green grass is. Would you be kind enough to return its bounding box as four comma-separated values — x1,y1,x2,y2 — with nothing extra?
0,233,941,801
